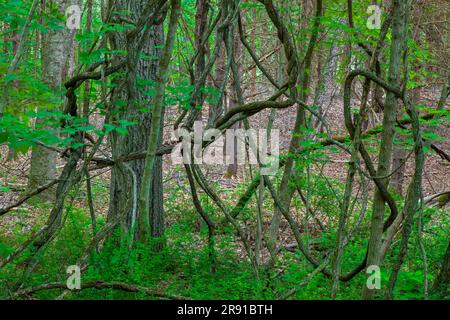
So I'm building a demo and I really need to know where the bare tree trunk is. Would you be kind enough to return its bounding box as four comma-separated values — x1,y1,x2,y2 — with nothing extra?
194,0,209,95
138,0,180,244
28,0,66,200
0,0,39,120
391,142,407,195
250,8,257,99
391,16,423,196
362,0,408,299
83,0,93,120
107,0,165,243
225,25,243,178
313,42,339,133
212,46,225,117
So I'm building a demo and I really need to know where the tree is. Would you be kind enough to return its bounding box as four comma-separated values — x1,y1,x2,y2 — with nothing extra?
107,0,166,244
0,0,449,302
27,0,67,199
362,0,409,300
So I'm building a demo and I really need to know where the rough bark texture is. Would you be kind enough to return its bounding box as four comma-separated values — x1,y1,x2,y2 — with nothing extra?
138,0,179,243
28,0,66,199
107,0,165,239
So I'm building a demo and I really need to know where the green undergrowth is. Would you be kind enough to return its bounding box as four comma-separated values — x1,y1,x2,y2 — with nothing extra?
0,175,448,300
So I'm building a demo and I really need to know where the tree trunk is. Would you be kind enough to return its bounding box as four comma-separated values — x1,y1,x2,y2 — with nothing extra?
225,24,243,178
28,0,66,199
268,0,322,252
138,0,180,244
107,0,165,243
391,32,422,196
362,0,408,299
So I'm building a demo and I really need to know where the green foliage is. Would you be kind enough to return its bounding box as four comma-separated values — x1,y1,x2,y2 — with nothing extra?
1,0,448,302
2,171,447,300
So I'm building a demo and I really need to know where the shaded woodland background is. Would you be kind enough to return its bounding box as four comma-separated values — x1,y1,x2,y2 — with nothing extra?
0,0,449,300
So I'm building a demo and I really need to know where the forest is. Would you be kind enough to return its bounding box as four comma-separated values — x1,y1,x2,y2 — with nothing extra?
0,0,449,301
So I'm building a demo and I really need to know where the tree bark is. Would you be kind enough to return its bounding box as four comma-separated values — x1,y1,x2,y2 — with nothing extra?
107,0,165,243
362,0,408,299
138,0,180,244
28,0,66,200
